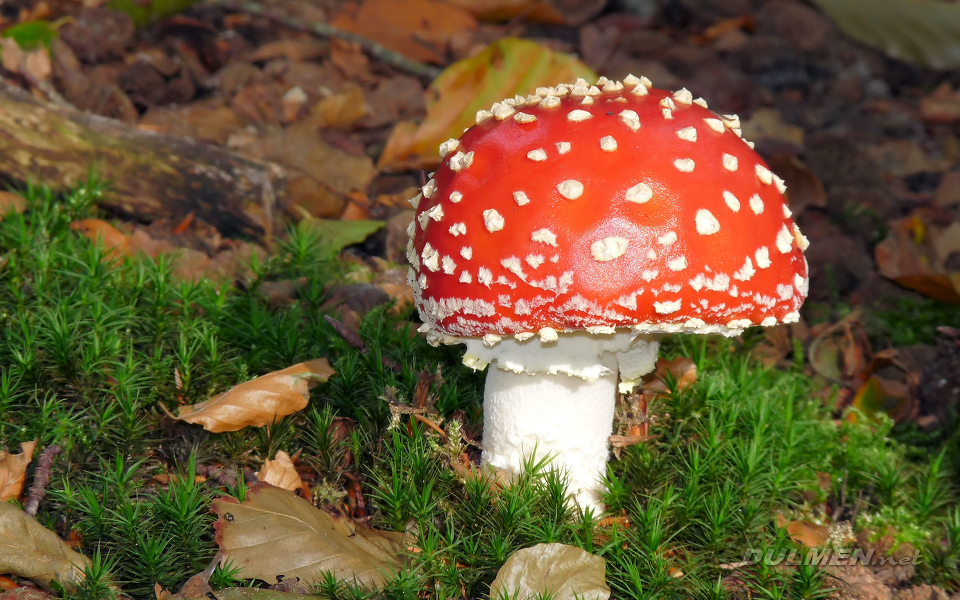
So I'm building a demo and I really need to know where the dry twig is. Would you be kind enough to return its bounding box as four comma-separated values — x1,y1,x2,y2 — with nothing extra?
23,444,62,517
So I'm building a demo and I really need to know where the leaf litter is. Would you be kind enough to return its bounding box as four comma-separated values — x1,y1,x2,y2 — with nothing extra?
213,485,406,588
175,359,335,433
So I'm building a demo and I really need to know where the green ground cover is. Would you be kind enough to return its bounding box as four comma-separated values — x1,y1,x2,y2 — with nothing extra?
0,183,957,599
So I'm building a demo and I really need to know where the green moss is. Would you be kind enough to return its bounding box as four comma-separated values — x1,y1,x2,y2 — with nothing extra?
0,183,955,599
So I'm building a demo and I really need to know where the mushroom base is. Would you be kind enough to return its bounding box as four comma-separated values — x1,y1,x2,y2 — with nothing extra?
481,354,619,513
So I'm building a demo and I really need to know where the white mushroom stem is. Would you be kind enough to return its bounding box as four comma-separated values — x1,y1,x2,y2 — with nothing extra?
482,356,618,511
463,331,661,513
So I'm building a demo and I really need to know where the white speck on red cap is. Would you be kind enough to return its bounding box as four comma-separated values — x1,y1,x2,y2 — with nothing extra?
514,112,537,124
557,180,584,200
556,141,571,154
527,149,547,161
674,158,695,172
591,237,629,261
722,191,740,212
755,164,773,185
531,229,558,246
600,136,618,152
704,118,724,133
676,127,697,142
625,182,653,203
620,110,641,131
483,209,504,233
567,110,592,122
513,191,530,206
657,231,677,246
695,209,720,235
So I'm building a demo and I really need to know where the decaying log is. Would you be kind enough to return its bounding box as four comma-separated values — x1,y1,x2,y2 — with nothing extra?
0,79,287,240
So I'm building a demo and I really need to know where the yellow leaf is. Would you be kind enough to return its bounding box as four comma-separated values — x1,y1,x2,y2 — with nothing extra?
378,38,595,170
812,0,960,70
176,359,335,433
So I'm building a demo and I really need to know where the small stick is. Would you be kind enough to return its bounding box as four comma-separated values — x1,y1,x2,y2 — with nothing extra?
24,445,62,517
208,0,442,80
325,315,402,373
412,413,447,439
832,468,848,521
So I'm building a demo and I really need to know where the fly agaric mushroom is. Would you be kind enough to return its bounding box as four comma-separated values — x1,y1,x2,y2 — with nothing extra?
406,76,809,511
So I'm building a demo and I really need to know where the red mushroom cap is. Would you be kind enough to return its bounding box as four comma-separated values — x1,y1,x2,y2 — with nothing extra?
408,77,809,342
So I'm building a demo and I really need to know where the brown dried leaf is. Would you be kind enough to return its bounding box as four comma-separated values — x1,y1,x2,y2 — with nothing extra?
489,543,610,600
776,514,830,548
0,441,36,502
920,83,960,123
808,310,872,385
0,192,27,215
69,219,129,259
446,0,604,25
176,359,335,433
213,485,405,587
256,451,305,493
310,85,368,129
249,38,329,63
641,357,697,395
331,0,477,65
379,38,595,170
0,502,90,592
864,140,951,177
768,154,827,216
875,211,960,303
852,375,915,423
740,109,804,146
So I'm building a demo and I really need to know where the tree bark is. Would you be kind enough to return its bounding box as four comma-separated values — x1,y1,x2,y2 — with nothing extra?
0,79,287,240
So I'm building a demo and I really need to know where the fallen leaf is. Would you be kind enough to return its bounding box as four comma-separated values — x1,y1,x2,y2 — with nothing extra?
310,85,369,129
331,0,477,65
446,0,605,25
768,154,827,216
740,108,804,146
69,219,130,259
248,38,329,63
642,357,697,396
0,192,27,215
0,37,50,81
776,514,830,548
232,122,375,219
489,543,610,600
214,589,316,600
811,0,960,69
0,441,36,502
139,101,243,145
176,359,335,433
920,83,960,122
852,375,914,423
256,451,305,493
0,587,57,600
213,485,405,587
0,503,90,592
875,210,960,303
378,38,595,170
864,140,951,177
1,19,64,49
934,171,960,207
299,218,385,255
808,309,872,385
